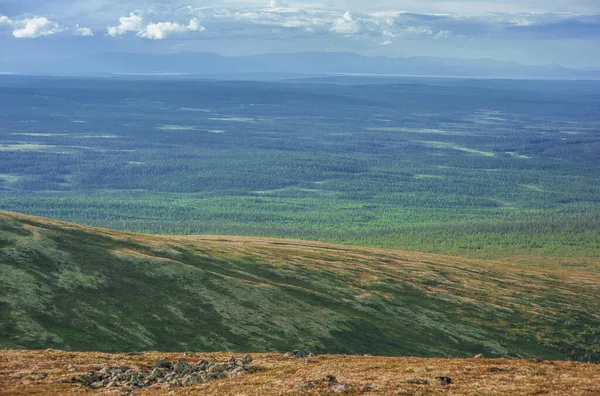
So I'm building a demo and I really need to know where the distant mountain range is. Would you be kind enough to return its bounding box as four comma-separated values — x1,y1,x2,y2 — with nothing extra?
1,51,599,80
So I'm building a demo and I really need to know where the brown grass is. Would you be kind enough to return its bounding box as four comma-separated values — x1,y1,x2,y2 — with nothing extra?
0,350,598,395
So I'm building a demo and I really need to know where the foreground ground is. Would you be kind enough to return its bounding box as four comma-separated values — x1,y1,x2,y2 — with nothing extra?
1,350,599,395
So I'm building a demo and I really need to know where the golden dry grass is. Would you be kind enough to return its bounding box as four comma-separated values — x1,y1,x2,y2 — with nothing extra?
0,350,599,395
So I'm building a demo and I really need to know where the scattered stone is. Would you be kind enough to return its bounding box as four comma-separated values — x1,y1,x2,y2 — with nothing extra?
173,361,194,375
67,364,79,372
530,357,544,363
332,384,349,392
285,350,307,358
360,385,373,392
208,363,227,374
437,376,454,385
241,354,253,364
73,355,255,390
32,372,48,380
182,374,204,386
405,378,430,385
155,359,172,369
90,381,104,389
323,375,338,383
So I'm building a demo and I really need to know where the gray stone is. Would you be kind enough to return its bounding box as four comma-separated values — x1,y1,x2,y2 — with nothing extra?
437,376,454,385
332,384,349,392
173,361,194,375
182,374,204,386
208,364,227,374
155,358,171,369
241,355,253,364
295,382,315,389
90,381,104,389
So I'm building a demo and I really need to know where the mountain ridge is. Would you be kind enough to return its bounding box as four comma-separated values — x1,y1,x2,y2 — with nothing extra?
2,51,599,80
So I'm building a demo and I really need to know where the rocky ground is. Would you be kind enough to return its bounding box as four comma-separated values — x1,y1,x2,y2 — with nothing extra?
1,349,599,395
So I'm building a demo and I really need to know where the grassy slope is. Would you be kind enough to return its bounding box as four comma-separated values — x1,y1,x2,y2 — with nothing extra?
2,350,600,395
0,211,599,362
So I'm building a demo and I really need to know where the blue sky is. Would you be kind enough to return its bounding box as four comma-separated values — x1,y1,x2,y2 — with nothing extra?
1,0,599,67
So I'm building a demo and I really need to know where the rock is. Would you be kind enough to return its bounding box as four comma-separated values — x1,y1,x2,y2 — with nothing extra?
206,372,225,380
196,360,210,371
182,374,204,386
360,385,373,392
228,367,247,378
295,382,315,389
148,368,164,380
90,381,104,389
76,374,94,386
405,378,429,385
67,364,79,372
173,361,194,375
32,372,48,380
155,358,172,369
208,364,227,374
473,353,484,359
437,376,454,385
68,354,252,390
332,384,349,392
323,375,338,383
241,355,253,364
285,350,307,358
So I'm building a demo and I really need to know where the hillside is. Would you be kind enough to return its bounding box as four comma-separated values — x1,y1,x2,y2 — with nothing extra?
1,350,599,395
0,211,599,362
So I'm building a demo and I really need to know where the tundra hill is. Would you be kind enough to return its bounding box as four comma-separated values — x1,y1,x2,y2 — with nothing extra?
0,211,599,362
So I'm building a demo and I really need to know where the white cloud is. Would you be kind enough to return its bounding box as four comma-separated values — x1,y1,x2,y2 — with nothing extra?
107,13,143,37
331,11,360,34
0,16,13,26
4,5,600,43
75,25,94,36
13,17,63,38
433,30,450,39
137,18,205,40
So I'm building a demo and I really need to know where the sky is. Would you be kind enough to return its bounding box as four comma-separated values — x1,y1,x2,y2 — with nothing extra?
1,0,599,68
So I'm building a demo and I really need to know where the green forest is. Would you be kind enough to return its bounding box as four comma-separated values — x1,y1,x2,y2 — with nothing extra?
1,77,599,264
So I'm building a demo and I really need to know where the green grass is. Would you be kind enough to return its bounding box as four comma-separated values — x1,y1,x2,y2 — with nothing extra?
1,211,599,362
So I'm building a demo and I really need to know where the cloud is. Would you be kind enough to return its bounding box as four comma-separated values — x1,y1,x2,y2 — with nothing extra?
4,5,600,43
0,16,13,26
107,13,143,37
331,11,360,34
107,13,205,40
13,17,63,38
137,19,205,40
75,25,94,36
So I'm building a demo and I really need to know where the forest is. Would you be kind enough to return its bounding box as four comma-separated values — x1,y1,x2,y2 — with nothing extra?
0,76,599,264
